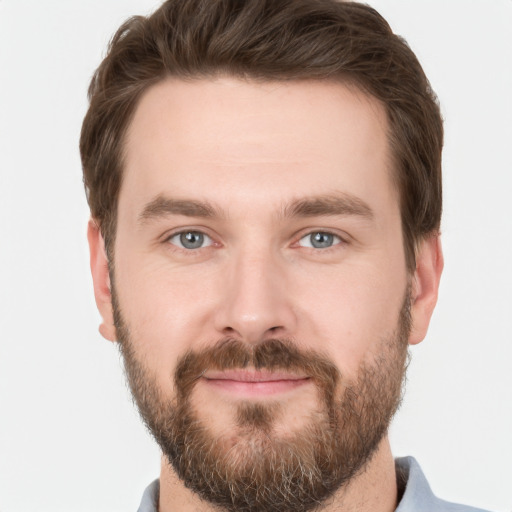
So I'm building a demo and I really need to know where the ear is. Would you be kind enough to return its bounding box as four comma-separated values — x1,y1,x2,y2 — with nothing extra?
87,219,117,342
409,234,444,345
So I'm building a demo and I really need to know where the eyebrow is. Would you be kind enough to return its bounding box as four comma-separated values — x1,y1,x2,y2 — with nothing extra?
137,192,374,225
283,194,374,220
138,196,218,224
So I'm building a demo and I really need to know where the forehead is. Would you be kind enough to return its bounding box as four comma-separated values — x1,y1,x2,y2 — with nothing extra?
121,77,395,217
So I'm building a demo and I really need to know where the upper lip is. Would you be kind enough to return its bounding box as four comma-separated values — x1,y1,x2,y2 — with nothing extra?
203,370,309,382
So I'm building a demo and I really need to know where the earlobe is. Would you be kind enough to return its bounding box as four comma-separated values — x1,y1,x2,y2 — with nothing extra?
87,219,117,342
409,235,444,345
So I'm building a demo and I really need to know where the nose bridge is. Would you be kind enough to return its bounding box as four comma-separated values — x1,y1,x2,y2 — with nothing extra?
215,243,296,343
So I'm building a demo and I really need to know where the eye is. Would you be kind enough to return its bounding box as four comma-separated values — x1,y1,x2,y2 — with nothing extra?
168,231,213,250
298,231,342,249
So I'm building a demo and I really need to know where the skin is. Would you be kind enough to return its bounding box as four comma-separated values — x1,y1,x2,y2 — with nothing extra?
88,77,443,512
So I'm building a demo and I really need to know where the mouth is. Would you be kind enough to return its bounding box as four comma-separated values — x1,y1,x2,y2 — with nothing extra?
202,369,311,397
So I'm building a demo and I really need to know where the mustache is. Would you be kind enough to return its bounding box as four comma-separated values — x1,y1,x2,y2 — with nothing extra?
174,338,340,401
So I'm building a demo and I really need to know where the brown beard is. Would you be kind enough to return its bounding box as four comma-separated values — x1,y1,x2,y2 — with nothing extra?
114,293,411,512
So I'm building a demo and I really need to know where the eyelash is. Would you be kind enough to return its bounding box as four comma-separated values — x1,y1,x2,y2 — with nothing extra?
163,229,348,253
296,231,345,250
165,230,216,251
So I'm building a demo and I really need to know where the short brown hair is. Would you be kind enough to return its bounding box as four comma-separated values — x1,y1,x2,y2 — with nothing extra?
80,0,443,270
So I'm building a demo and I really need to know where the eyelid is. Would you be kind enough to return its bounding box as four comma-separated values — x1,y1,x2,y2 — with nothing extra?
294,229,349,249
160,226,349,251
163,227,217,250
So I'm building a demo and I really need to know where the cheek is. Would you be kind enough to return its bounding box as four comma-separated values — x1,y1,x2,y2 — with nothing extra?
290,261,407,377
113,254,222,390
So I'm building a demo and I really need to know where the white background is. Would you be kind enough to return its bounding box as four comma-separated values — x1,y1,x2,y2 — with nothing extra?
0,1,511,511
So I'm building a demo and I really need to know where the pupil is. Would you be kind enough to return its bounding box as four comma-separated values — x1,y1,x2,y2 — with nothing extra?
181,232,203,249
312,232,333,248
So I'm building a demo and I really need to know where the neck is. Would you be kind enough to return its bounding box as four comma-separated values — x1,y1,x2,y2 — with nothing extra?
158,437,398,512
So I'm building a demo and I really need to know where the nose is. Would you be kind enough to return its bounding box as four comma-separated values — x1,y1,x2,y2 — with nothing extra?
214,248,297,344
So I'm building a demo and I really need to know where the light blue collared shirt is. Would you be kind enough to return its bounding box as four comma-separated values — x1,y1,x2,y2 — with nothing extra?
137,456,491,512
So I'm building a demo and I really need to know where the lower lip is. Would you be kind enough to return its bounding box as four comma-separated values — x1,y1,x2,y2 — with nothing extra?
203,377,310,397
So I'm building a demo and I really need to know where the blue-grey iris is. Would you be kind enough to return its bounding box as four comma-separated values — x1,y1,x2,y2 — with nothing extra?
180,231,204,249
310,232,334,248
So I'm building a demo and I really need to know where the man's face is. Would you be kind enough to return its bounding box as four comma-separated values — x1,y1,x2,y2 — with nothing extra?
91,78,435,510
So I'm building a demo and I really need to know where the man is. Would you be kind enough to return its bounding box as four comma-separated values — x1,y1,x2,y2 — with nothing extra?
80,1,489,511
